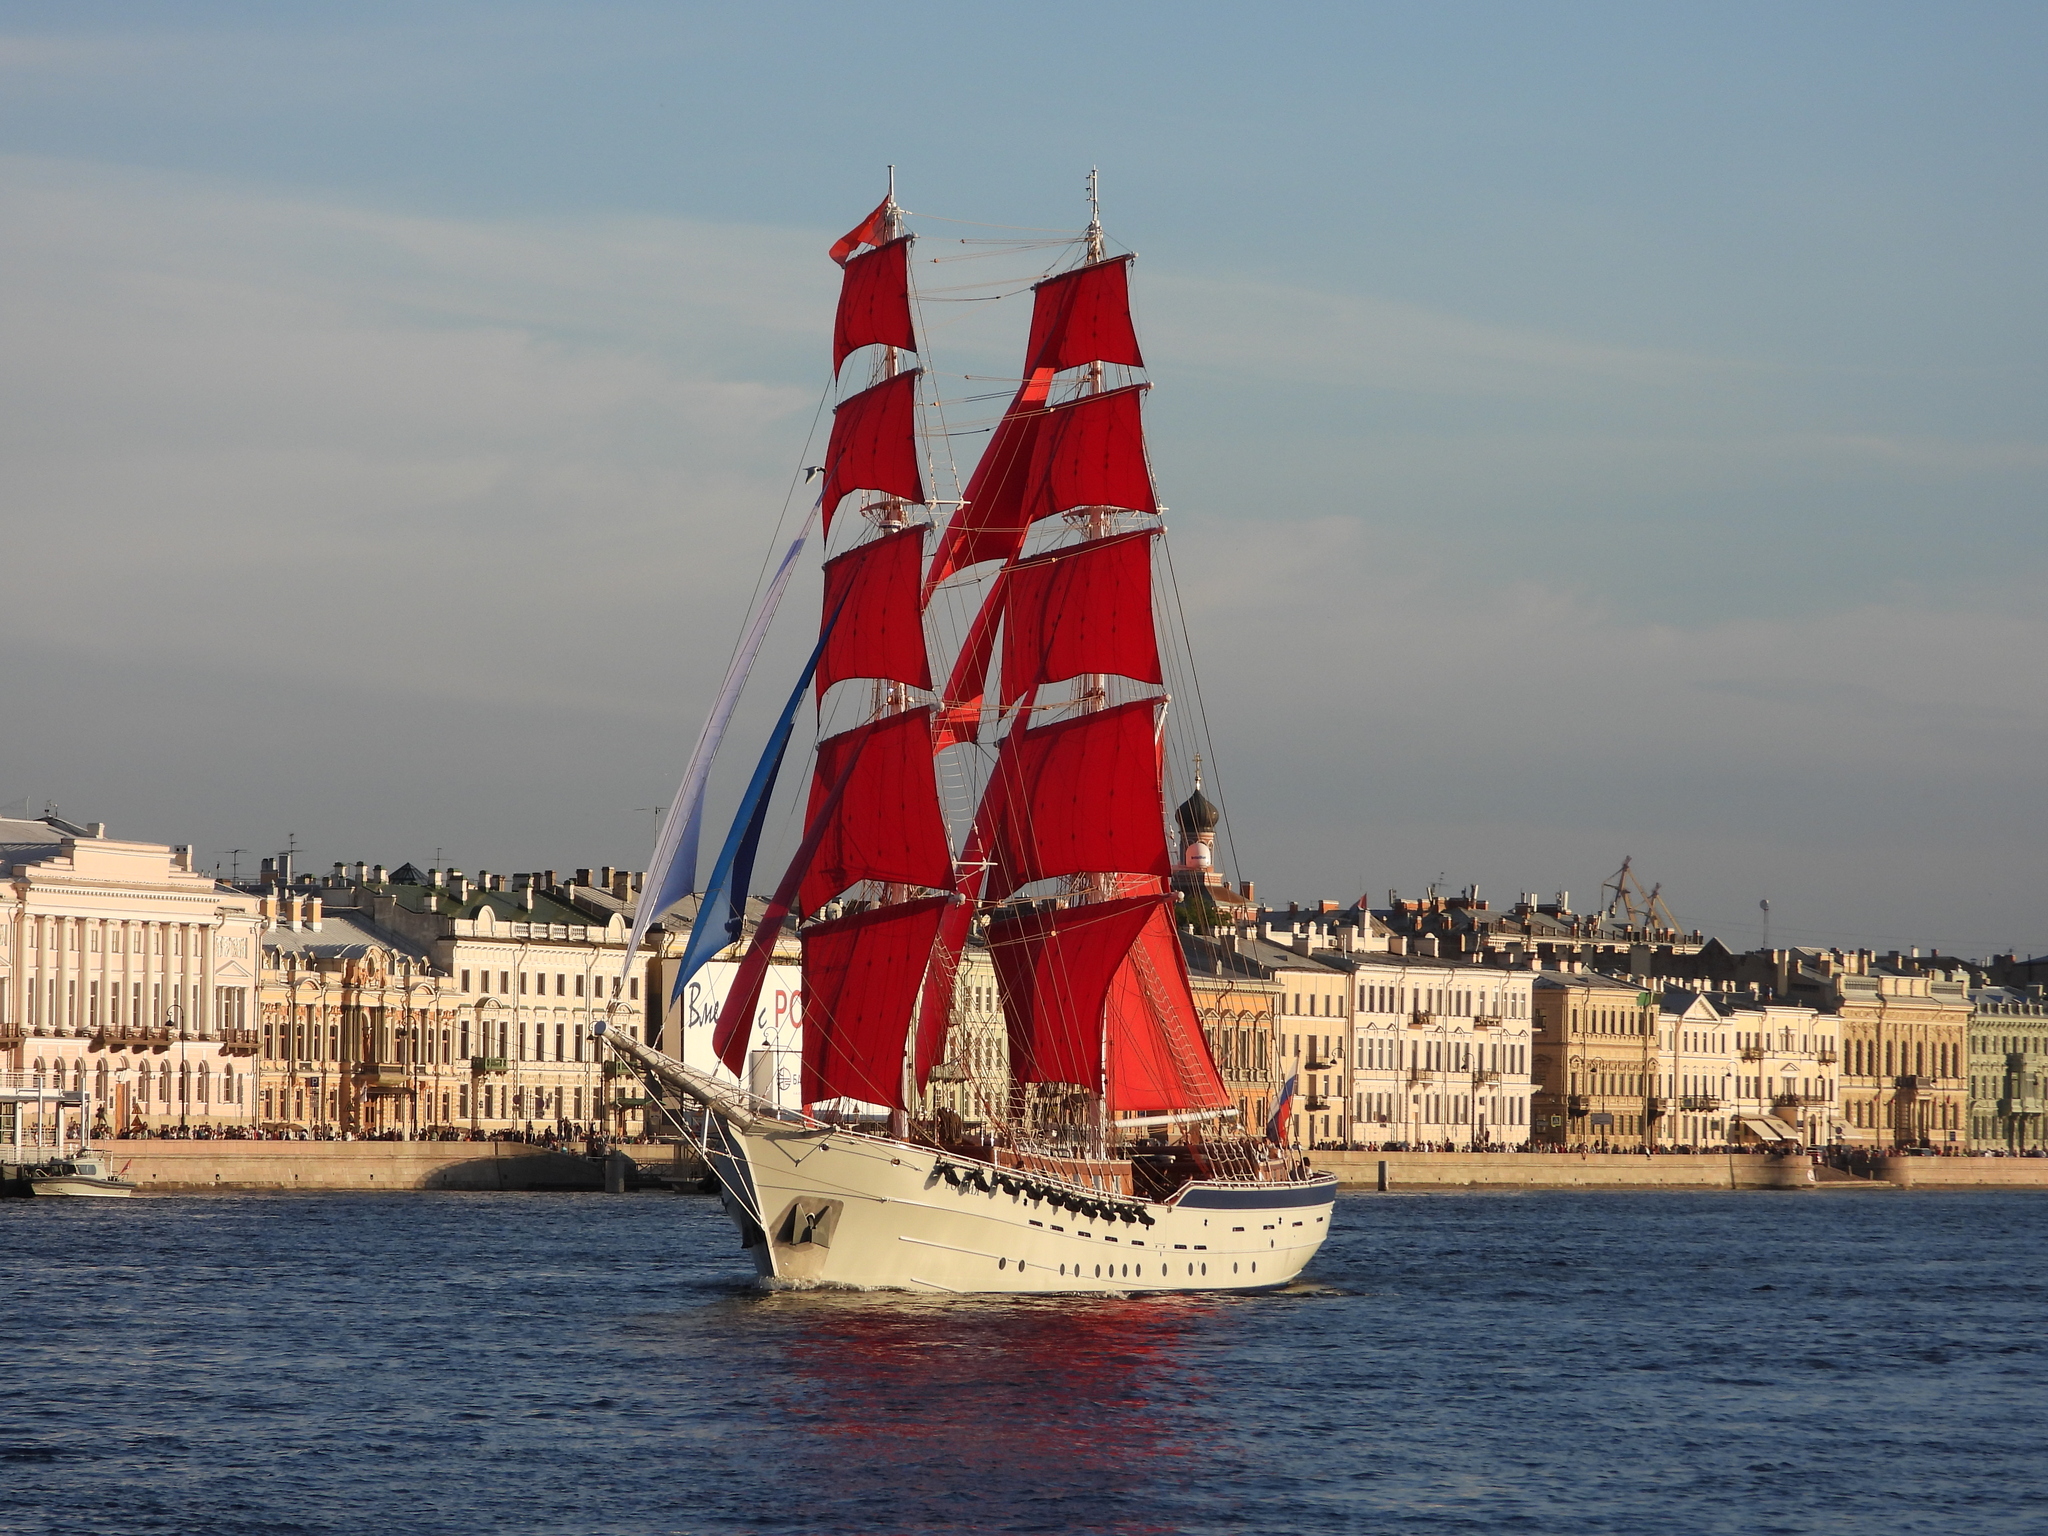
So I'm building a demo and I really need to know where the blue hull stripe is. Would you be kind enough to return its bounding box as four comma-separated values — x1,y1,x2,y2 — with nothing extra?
1174,1178,1337,1211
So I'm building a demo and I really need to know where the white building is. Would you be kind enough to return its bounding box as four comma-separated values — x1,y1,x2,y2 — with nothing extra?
1659,985,1838,1148
1,815,262,1140
1335,952,1536,1149
1218,915,1536,1149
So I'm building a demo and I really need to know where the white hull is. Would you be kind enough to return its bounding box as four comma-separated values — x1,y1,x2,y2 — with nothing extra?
702,1116,1336,1294
28,1176,135,1198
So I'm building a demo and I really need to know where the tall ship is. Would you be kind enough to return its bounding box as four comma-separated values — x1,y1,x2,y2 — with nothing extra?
602,177,1336,1293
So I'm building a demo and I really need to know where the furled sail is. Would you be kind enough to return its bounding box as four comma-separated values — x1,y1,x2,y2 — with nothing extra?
832,235,916,376
819,370,926,535
999,528,1160,710
982,699,1172,900
817,524,930,699
801,894,950,1108
989,893,1161,1091
1025,254,1144,374
798,705,954,916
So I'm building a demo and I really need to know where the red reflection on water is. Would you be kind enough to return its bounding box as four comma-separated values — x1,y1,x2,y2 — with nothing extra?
754,1293,1230,1528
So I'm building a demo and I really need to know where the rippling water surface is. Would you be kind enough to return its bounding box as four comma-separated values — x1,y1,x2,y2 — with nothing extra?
2,1187,2043,1535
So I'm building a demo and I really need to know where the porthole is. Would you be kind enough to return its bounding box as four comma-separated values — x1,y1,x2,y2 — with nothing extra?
1187,1264,1193,1276
999,1257,1007,1269
1060,1263,1066,1276
1201,1263,1207,1276
1095,1264,1101,1278
1233,1263,1239,1273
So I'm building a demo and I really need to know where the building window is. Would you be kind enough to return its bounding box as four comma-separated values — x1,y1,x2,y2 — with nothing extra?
556,974,566,996
574,975,584,998
629,978,638,1001
461,970,471,993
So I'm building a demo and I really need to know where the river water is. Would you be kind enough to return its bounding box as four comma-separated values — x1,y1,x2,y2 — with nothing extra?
2,1187,2042,1535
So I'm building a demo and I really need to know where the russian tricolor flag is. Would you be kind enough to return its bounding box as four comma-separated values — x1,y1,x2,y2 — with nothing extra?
1267,1073,1299,1144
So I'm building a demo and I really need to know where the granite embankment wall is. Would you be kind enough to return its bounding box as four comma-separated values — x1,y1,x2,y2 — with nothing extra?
1312,1150,2048,1190
1880,1157,2048,1188
1312,1150,1816,1189
68,1139,609,1193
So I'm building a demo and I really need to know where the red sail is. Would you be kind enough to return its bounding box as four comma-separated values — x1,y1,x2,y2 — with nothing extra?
801,895,949,1109
1023,384,1157,520
1024,255,1144,375
829,198,891,266
820,370,925,536
1104,893,1232,1113
990,894,1161,1092
818,525,931,699
999,529,1161,711
984,699,1170,900
921,371,1052,599
799,706,953,915
931,569,1005,749
832,235,916,376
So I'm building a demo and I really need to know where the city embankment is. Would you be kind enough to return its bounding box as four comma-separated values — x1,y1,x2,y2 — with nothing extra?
41,1138,614,1193
1312,1150,2048,1190
19,1143,2048,1194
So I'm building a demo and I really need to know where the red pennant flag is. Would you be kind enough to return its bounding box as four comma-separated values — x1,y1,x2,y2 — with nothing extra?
830,199,892,266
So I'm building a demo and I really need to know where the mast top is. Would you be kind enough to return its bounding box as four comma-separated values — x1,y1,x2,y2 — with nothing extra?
1085,166,1104,262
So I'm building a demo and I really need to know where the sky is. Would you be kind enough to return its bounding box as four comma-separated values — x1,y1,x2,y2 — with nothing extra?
1,2,2043,959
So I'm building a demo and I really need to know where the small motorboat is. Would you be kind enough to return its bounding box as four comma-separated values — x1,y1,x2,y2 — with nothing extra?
25,1149,136,1198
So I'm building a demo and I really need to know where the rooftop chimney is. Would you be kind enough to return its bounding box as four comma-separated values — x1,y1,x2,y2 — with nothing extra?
308,897,323,932
520,886,536,912
373,865,387,884
429,868,444,887
544,870,557,889
353,861,368,883
575,868,593,887
611,870,631,901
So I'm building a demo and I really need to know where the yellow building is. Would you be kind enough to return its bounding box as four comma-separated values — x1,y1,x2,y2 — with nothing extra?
1532,970,1660,1148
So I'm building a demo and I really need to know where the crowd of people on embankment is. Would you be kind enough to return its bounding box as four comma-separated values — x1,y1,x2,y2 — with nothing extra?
105,1120,663,1157
1307,1138,2044,1159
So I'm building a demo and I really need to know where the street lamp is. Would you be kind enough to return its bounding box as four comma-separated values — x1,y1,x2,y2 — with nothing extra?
167,1000,188,1132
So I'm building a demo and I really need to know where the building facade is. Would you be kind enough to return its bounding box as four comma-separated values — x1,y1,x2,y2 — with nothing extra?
251,862,665,1138
1335,952,1534,1150
1,816,262,1141
1532,971,1661,1148
1969,986,2048,1152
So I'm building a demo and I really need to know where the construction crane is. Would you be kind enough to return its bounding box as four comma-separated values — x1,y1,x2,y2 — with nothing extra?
1599,856,1679,934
